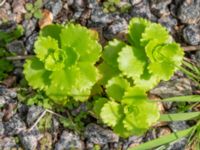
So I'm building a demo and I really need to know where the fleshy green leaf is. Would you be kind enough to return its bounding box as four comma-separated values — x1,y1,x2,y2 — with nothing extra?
141,23,170,45
60,24,101,64
134,67,160,91
34,36,60,61
75,62,99,92
93,98,108,117
98,62,120,85
118,45,146,80
103,39,126,68
23,57,51,90
45,67,78,101
106,76,130,101
128,17,150,47
39,24,63,45
100,101,123,127
148,60,175,81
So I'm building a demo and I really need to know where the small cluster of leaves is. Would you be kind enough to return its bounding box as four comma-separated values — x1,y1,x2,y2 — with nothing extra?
103,0,131,13
25,0,43,19
23,23,102,104
94,18,184,137
0,22,24,81
23,18,184,138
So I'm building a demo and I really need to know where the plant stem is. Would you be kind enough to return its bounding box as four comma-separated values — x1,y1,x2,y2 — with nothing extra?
28,110,47,131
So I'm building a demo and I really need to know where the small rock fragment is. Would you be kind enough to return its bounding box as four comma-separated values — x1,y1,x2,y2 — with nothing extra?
39,9,53,29
55,130,84,150
0,137,17,150
26,105,44,127
84,123,119,145
22,19,37,37
4,114,26,136
19,129,43,150
183,25,200,45
150,78,192,98
44,0,62,17
177,0,200,24
150,0,172,17
6,40,25,55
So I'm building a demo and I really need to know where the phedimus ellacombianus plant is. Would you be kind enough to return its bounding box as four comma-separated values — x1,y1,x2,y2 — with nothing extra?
94,18,184,137
23,24,102,104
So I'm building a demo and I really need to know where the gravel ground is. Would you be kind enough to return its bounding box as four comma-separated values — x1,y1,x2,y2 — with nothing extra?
0,0,200,149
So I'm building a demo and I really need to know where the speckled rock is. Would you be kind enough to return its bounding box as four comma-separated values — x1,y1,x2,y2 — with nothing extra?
130,1,157,21
4,114,26,136
0,137,17,150
177,0,200,24
25,31,38,53
166,138,187,150
6,40,25,55
54,130,84,150
124,136,143,150
22,19,37,37
158,15,177,33
90,8,114,26
19,129,43,150
130,0,142,6
103,18,128,40
150,0,172,17
169,121,190,132
26,105,44,127
45,0,62,17
84,123,119,145
72,0,85,11
183,25,200,45
150,78,192,98
0,112,4,135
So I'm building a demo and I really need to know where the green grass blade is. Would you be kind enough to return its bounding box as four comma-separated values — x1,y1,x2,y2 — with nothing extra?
128,126,195,150
159,112,200,122
163,95,200,102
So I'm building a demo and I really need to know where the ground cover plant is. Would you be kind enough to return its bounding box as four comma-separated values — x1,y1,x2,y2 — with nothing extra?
22,17,189,141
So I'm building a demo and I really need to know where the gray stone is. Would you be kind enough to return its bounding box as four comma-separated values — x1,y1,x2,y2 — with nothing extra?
150,0,172,17
17,103,29,120
87,0,98,9
22,19,37,37
91,9,114,26
26,105,44,127
166,138,187,150
25,32,38,53
19,129,43,150
84,123,119,145
4,114,26,136
0,137,17,150
67,0,74,6
55,130,84,150
177,0,200,24
150,78,192,98
183,25,200,45
130,1,157,21
169,121,190,132
195,50,200,63
158,15,177,33
130,0,142,6
103,18,128,40
0,119,4,135
73,0,85,11
45,0,63,17
6,40,25,55
0,96,6,107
